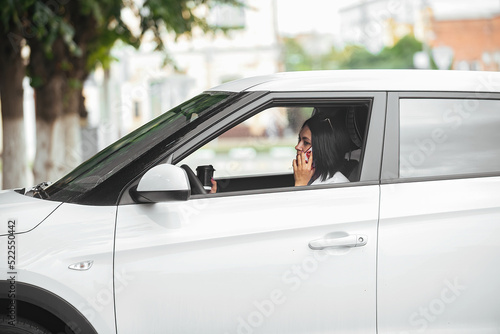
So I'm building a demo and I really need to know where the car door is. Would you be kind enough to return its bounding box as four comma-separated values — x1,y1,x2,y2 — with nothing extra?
113,92,386,333
378,92,500,333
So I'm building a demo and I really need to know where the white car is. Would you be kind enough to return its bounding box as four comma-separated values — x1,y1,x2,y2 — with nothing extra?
1,70,500,333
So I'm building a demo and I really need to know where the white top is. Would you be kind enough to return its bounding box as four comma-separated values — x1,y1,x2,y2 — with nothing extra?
311,171,350,185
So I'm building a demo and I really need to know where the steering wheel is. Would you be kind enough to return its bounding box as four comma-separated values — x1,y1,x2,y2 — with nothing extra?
180,164,207,195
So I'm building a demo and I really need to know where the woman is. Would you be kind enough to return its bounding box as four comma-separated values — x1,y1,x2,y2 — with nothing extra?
293,113,352,186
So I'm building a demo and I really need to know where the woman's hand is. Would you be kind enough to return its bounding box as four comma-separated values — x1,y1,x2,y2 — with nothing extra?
209,178,217,193
293,151,315,186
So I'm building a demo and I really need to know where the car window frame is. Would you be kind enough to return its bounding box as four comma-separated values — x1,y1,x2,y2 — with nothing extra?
117,91,268,205
382,91,500,184
170,91,386,199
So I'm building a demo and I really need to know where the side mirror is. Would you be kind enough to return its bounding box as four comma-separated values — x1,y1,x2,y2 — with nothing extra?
132,164,190,203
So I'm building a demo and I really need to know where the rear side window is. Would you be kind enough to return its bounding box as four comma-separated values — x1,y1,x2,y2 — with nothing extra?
399,98,500,178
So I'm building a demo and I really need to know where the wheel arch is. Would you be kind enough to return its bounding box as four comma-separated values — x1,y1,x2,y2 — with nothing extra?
0,280,98,334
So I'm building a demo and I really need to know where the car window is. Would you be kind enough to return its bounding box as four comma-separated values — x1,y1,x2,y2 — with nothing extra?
399,98,500,178
180,106,311,178
178,101,371,193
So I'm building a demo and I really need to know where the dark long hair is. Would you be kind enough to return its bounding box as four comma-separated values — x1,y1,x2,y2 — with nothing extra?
303,113,352,183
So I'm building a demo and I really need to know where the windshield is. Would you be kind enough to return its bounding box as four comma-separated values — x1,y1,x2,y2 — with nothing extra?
42,92,234,203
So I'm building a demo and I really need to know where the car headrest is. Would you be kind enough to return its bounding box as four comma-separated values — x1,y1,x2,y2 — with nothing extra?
346,106,367,149
313,105,368,149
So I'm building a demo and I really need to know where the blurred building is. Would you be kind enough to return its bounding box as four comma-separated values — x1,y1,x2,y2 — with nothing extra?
431,12,500,71
339,0,417,53
339,0,500,70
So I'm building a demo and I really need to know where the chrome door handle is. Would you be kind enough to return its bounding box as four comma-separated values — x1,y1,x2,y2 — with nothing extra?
308,234,367,250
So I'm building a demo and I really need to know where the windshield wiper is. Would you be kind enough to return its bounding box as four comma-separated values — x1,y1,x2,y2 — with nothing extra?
25,182,52,199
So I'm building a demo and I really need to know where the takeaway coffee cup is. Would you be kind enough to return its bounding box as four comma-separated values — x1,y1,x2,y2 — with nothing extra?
196,165,215,188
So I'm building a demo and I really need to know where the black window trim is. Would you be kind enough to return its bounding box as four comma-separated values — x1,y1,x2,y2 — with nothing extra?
191,180,381,200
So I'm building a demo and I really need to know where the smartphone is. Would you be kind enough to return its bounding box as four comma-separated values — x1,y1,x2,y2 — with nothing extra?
304,147,312,163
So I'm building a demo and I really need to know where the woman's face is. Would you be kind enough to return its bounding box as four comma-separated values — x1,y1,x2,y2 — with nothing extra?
295,125,312,153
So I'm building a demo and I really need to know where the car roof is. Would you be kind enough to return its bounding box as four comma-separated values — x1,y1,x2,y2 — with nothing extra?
207,70,500,93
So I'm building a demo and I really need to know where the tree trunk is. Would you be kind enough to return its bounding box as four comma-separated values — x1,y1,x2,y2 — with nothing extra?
2,118,28,189
29,1,99,183
32,77,67,183
29,38,67,183
60,0,96,173
0,29,28,189
33,116,65,183
62,86,82,172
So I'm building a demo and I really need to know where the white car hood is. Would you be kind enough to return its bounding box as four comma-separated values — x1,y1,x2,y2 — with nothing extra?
0,189,62,235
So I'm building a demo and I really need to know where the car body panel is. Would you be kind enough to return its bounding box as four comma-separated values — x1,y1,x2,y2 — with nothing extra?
378,177,500,333
114,184,379,333
0,190,61,234
0,203,118,333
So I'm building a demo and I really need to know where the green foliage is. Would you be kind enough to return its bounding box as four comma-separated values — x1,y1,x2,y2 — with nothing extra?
285,39,333,71
30,1,80,56
283,38,314,71
0,0,35,30
68,78,83,90
29,75,42,88
340,34,423,69
2,0,244,76
284,34,424,71
82,0,137,70
139,0,244,55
